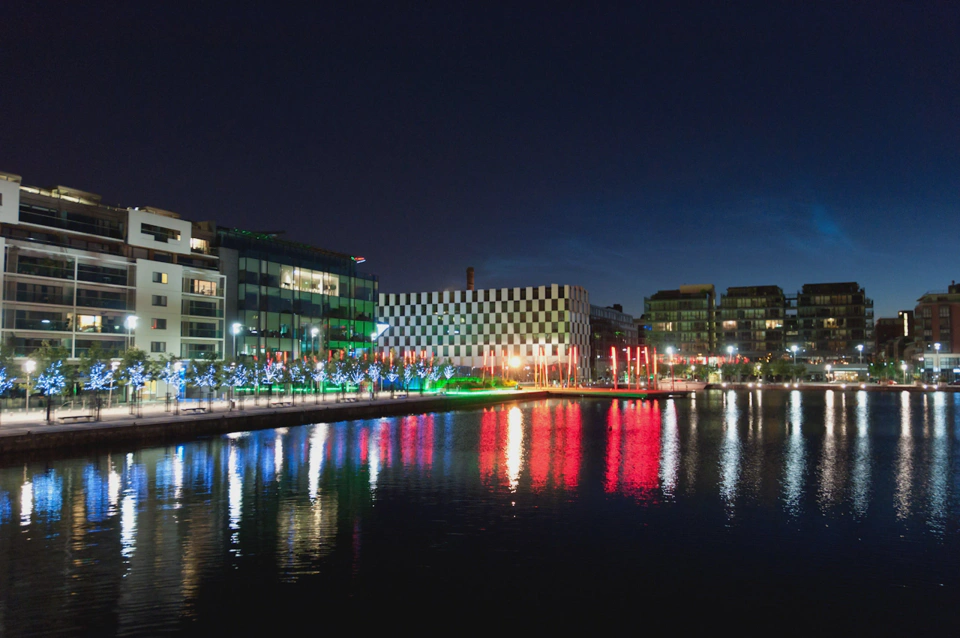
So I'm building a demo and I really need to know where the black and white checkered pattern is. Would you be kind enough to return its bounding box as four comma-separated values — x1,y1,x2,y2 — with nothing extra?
378,284,591,368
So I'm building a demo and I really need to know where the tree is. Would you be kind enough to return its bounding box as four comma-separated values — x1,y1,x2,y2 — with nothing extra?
124,362,151,417
331,361,348,401
35,361,67,423
385,364,399,398
158,358,182,412
83,360,115,421
0,367,16,425
189,362,221,411
226,364,249,409
289,363,306,404
310,364,328,403
348,361,366,399
366,360,382,399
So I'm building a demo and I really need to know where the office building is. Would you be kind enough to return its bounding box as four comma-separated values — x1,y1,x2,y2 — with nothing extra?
378,282,591,380
0,171,224,360
218,228,378,361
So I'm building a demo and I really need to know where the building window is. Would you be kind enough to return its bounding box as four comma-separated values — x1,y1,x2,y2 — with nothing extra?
150,341,166,353
141,223,181,243
153,272,168,284
152,295,167,307
152,318,167,329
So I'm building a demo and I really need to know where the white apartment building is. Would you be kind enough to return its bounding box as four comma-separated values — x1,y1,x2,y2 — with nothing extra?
378,283,591,380
0,171,224,361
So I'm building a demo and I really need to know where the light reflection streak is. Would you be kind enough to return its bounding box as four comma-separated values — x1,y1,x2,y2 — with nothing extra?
928,393,947,534
851,390,870,517
228,444,242,555
173,446,184,508
107,460,120,518
683,393,698,490
505,407,523,492
719,391,741,512
20,479,32,527
275,433,284,480
369,425,380,491
894,391,913,520
818,390,839,509
308,424,328,501
120,457,137,564
659,399,679,498
782,391,804,517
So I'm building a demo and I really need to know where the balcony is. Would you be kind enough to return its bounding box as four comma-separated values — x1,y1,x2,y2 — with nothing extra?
14,319,71,331
13,290,73,306
19,207,124,240
183,328,223,339
76,292,128,311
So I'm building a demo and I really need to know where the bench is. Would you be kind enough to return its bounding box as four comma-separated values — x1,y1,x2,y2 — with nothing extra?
181,407,207,414
58,414,93,423
342,397,359,403
270,401,293,407
394,394,408,399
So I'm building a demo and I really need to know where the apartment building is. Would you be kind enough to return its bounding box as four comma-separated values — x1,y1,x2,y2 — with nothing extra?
0,171,224,360
643,284,716,356
716,285,786,359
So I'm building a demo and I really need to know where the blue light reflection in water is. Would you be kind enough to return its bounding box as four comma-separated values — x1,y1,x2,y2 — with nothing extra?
0,392,958,634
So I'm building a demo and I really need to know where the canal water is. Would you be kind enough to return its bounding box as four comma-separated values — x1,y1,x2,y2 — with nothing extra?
1,390,958,634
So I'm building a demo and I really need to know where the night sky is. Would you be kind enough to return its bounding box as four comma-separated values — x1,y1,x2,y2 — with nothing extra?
2,2,957,320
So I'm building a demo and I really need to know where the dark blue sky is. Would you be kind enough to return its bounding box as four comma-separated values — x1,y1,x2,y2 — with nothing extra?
2,2,957,319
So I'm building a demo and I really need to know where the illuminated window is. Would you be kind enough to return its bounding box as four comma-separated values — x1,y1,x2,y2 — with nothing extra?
152,318,167,329
77,315,101,333
152,272,168,284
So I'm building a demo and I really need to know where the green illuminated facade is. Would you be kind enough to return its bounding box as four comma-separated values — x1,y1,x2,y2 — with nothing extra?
217,229,377,361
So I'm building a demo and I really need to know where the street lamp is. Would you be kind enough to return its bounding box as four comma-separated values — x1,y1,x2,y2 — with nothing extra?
790,345,799,382
727,345,737,383
311,327,319,356
124,315,138,350
666,346,675,391
23,359,35,413
901,361,908,385
825,363,831,383
232,322,242,359
856,344,863,365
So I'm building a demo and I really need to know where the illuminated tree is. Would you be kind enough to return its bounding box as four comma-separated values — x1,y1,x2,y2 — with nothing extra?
366,361,382,399
124,362,151,417
402,361,415,393
349,362,366,399
190,363,220,411
83,361,115,420
385,365,399,398
0,367,16,425
415,359,429,395
331,361,348,401
289,363,306,404
310,364,328,403
262,361,283,400
158,360,182,412
226,364,249,409
36,361,66,423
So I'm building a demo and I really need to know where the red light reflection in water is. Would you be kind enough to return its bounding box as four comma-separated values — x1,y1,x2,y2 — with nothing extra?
378,421,392,469
479,407,509,488
401,415,418,465
605,400,662,502
358,428,369,466
557,403,582,489
530,404,552,491
419,415,434,469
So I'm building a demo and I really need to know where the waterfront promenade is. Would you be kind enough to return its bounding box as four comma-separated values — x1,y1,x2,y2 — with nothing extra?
0,381,954,457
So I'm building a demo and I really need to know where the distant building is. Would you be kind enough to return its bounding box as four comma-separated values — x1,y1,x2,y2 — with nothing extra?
589,303,639,380
378,283,591,381
643,284,716,356
874,310,913,361
717,285,786,360
217,228,378,362
0,170,223,361
914,283,960,381
795,282,873,359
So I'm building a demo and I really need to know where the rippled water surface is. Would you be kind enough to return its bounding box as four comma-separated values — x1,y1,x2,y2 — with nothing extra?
2,390,960,634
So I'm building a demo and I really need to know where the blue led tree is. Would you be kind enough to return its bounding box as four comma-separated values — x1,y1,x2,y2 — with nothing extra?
125,362,151,417
349,362,366,399
402,361,415,394
366,361,382,399
385,365,399,398
158,361,182,413
36,361,66,423
289,363,306,404
190,363,220,411
310,364,328,404
0,367,16,426
331,362,348,402
415,359,429,395
84,361,114,421
262,361,283,402
226,364,249,410
428,365,441,393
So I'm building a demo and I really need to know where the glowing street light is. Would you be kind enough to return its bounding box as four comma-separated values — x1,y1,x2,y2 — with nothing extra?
124,315,138,350
311,327,320,356
790,345,799,382
934,342,941,384
856,343,864,365
901,361,908,385
23,359,36,413
109,360,120,408
825,363,832,382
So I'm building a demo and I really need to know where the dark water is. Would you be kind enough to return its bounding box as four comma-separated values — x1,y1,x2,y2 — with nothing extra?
1,390,959,634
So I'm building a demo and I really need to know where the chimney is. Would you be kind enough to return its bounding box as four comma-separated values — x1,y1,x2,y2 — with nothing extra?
466,266,475,291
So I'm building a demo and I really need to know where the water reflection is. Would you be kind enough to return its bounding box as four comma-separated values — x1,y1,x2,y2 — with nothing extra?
0,393,957,634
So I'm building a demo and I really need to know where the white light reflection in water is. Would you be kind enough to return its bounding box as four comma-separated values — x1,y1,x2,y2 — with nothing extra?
818,390,839,509
369,424,380,492
120,456,137,564
719,390,741,513
851,390,870,518
308,424,328,502
107,456,120,517
228,444,242,555
173,446,184,508
684,392,699,489
894,391,913,520
927,392,948,535
274,433,284,480
782,391,804,517
505,407,523,492
19,478,32,527
659,399,679,499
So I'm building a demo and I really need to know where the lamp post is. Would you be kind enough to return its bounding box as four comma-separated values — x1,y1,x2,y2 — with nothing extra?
311,327,319,356
790,345,799,382
825,363,831,383
934,342,941,385
232,322,242,359
856,344,863,365
124,315,138,351
901,361,908,385
666,346,675,391
23,359,35,414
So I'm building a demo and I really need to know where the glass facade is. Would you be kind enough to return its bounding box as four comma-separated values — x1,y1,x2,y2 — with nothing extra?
219,230,378,360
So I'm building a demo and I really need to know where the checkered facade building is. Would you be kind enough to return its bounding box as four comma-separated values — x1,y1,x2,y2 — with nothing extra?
378,284,591,374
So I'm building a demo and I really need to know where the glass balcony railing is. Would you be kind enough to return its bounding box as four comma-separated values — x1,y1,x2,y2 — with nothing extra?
76,294,127,311
19,208,125,239
14,319,71,331
183,329,223,339
14,290,73,305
